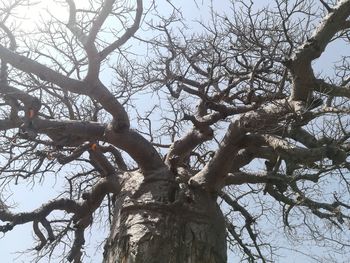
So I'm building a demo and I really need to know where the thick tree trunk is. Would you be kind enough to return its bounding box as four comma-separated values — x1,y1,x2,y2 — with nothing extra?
103,168,227,263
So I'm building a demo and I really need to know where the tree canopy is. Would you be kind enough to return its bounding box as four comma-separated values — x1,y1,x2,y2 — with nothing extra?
1,0,350,262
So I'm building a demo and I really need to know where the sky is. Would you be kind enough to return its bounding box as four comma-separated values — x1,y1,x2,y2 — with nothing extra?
1,0,350,262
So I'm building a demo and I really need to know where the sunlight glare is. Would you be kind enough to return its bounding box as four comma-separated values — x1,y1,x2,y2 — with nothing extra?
11,0,88,31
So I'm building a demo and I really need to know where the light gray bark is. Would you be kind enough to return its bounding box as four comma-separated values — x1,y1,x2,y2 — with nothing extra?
103,168,227,263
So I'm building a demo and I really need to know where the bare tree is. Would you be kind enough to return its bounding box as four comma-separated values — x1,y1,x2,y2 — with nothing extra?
1,0,350,262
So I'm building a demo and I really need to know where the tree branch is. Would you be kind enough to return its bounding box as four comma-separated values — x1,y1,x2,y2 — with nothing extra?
190,119,246,191
104,124,165,172
0,47,130,131
0,45,85,93
288,0,350,102
165,128,213,170
99,0,143,60
0,174,121,261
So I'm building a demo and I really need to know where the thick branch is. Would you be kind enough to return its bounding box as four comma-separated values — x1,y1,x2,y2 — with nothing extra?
0,45,85,93
165,128,213,169
89,81,130,130
32,118,105,146
225,171,287,185
315,79,350,98
0,47,130,130
66,0,101,82
261,135,346,166
99,0,143,60
0,84,41,110
88,144,117,177
56,143,91,164
28,118,162,172
288,0,350,101
190,119,246,191
99,145,128,171
87,0,115,43
0,119,21,130
189,100,293,192
104,124,165,172
0,199,81,226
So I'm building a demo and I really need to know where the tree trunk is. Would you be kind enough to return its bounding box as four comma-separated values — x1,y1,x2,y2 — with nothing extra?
103,168,227,263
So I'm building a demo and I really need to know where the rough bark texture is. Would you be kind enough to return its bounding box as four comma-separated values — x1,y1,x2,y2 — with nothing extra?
2,1,350,262
103,168,227,263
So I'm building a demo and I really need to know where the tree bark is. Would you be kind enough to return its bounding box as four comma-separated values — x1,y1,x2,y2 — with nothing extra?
103,168,227,263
